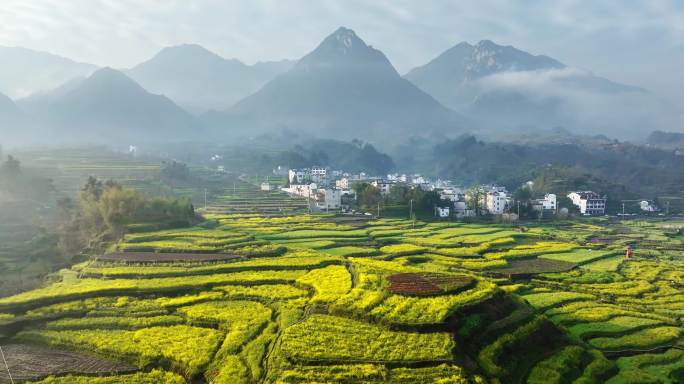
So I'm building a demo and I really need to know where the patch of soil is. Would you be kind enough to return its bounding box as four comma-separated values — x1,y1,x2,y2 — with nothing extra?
388,273,475,296
0,343,135,383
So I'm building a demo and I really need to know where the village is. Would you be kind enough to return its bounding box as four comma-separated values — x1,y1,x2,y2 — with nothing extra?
254,165,662,220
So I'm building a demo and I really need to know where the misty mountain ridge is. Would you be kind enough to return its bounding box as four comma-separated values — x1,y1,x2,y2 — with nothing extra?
1,28,681,147
0,92,22,119
403,40,668,138
405,40,642,108
19,67,199,144
0,46,97,99
126,44,294,113
217,27,464,140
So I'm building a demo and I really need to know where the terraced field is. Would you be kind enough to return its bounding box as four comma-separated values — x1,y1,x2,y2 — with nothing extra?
0,214,682,383
202,176,309,216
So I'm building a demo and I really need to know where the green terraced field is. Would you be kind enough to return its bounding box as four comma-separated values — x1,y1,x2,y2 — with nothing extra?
1,214,683,383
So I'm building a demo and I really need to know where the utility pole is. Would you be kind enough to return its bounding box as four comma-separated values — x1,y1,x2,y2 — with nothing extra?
204,188,207,210
517,201,520,217
622,202,625,216
377,202,380,218
666,201,670,216
410,199,414,228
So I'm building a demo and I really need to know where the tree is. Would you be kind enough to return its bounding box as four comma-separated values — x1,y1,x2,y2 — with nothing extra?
352,182,382,209
466,185,486,216
160,161,190,182
513,186,533,202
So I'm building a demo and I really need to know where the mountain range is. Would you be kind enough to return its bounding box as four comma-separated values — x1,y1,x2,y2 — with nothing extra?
0,46,97,99
210,27,463,139
18,68,198,144
404,40,661,137
126,44,293,113
0,27,680,146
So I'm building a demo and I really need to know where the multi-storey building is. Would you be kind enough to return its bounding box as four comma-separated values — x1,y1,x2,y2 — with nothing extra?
567,191,607,215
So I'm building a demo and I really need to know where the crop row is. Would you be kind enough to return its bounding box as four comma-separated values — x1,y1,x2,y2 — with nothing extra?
280,314,454,363
17,325,223,377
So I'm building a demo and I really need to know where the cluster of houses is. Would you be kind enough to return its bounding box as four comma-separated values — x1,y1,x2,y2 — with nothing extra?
279,168,437,213
274,166,661,217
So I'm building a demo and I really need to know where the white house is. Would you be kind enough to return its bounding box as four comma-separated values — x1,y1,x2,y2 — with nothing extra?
568,191,607,215
310,167,328,184
436,206,450,218
314,188,342,210
486,191,508,215
288,169,310,184
439,188,465,202
335,177,350,189
640,200,659,212
260,182,274,191
411,175,427,185
533,194,557,212
282,183,316,198
283,183,341,211
387,174,408,182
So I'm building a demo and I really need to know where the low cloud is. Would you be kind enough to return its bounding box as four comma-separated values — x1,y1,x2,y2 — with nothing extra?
471,68,683,139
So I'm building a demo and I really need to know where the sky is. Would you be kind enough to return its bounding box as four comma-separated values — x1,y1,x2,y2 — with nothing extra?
1,0,683,107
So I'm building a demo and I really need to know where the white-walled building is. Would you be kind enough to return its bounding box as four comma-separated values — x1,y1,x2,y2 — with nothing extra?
310,167,328,184
282,183,341,211
533,194,557,212
436,206,450,218
486,191,508,215
336,177,350,189
288,169,310,185
387,174,408,182
568,191,607,215
439,188,465,202
640,200,659,212
314,188,342,210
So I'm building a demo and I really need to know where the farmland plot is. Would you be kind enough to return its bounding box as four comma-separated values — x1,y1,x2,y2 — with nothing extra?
0,213,681,383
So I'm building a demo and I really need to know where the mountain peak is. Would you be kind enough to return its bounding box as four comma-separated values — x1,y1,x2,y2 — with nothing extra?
476,39,499,49
88,67,139,86
319,26,366,53
296,27,395,74
154,43,228,63
331,27,359,47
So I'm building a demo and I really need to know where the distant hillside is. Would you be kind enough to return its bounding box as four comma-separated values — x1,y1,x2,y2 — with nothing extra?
404,40,671,138
646,131,684,150
394,134,684,198
0,92,30,144
127,44,293,113
209,27,464,140
0,92,22,120
0,46,97,98
19,68,199,144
